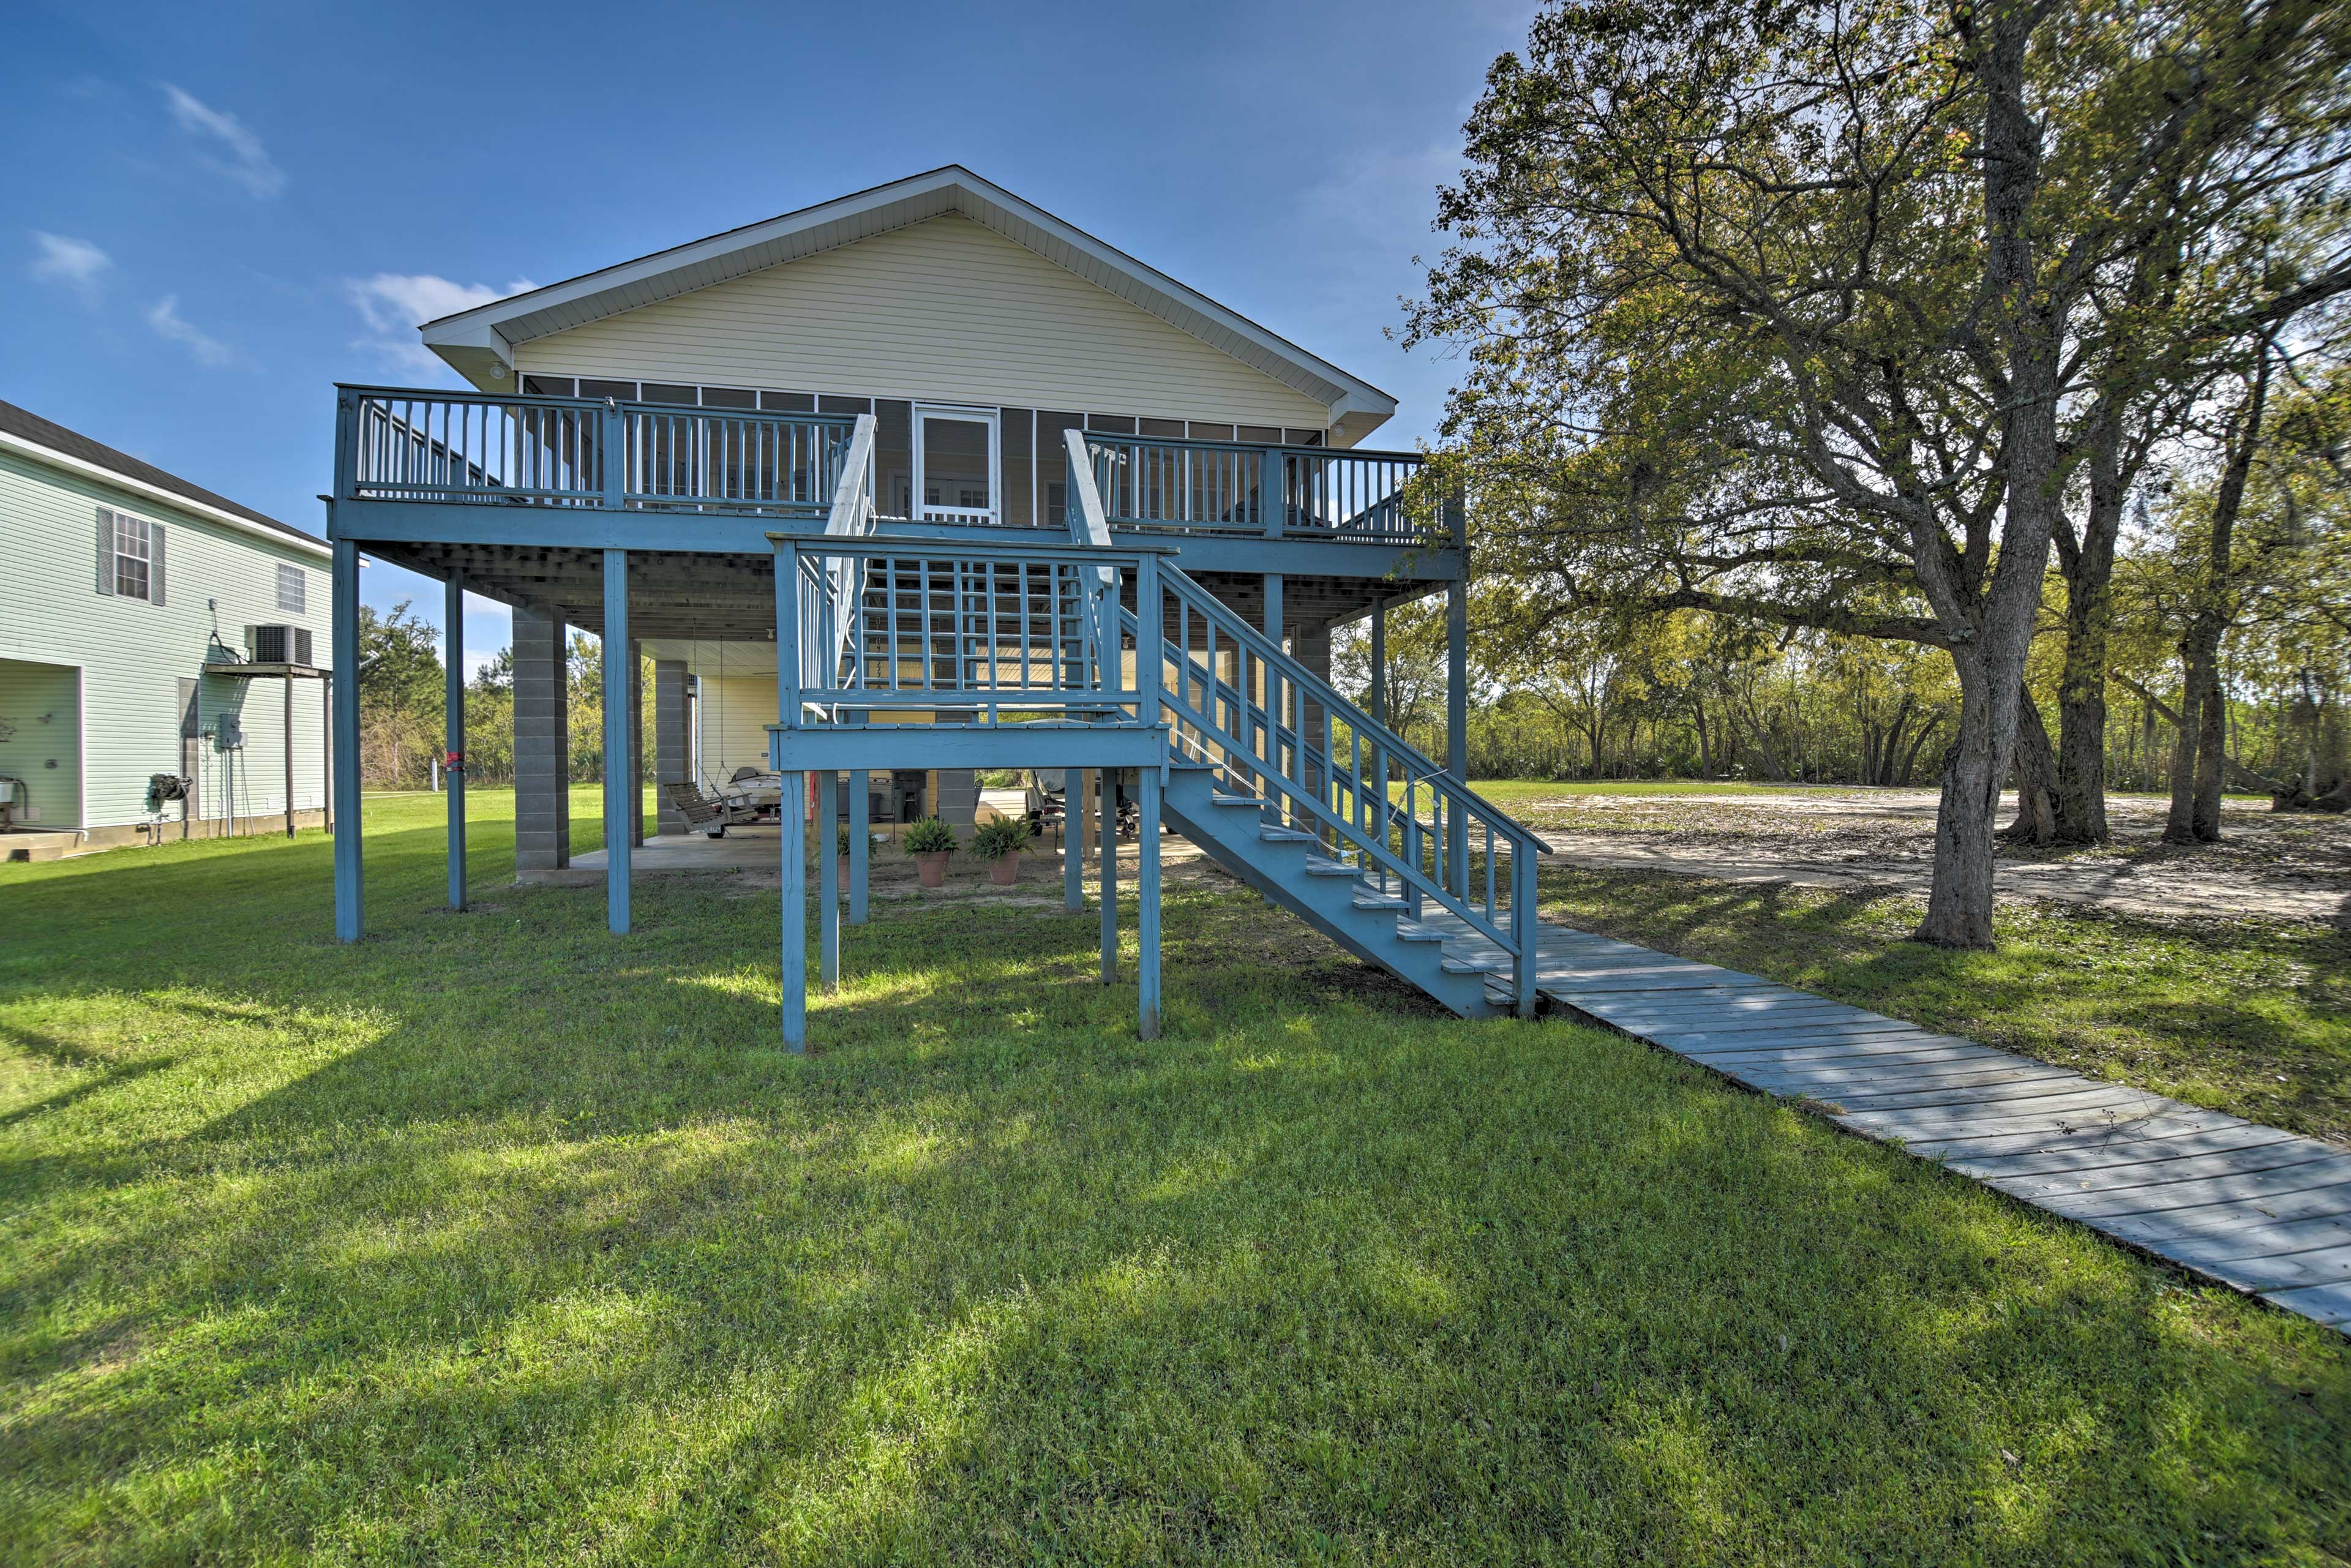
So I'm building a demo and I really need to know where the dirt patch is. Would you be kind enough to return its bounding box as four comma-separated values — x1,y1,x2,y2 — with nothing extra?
1513,789,2351,926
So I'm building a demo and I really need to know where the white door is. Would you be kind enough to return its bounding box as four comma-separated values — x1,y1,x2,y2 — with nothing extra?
912,404,999,525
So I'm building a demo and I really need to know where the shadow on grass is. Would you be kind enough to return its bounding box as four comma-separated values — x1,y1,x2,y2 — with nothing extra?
0,815,2347,1561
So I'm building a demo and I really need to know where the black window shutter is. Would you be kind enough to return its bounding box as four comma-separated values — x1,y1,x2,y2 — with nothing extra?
97,508,115,595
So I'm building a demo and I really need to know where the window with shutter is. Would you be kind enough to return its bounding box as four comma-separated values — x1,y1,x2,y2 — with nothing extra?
113,512,152,601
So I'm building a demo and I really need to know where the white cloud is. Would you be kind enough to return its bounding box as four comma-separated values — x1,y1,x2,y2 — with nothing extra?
160,84,284,198
145,295,238,367
347,273,538,369
28,231,112,304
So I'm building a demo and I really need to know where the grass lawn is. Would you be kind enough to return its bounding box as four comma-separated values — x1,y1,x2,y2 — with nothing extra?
2,789,2347,1564
1540,870,2351,1150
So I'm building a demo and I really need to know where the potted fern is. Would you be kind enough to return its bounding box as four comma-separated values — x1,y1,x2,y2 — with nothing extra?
971,814,1035,886
902,816,956,887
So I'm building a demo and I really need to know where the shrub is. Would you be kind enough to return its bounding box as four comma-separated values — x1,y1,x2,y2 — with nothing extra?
970,816,1034,860
901,816,956,855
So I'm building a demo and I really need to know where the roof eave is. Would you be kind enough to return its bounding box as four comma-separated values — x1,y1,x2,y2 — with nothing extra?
415,167,1397,418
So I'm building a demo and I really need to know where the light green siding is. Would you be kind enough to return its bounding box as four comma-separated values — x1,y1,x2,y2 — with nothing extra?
0,658,81,828
0,446,331,835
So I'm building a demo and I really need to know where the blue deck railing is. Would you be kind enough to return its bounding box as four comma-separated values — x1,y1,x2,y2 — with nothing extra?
334,386,1447,547
1084,432,1444,546
337,385,854,514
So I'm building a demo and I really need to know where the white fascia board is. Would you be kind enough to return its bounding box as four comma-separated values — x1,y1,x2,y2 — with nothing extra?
0,429,331,560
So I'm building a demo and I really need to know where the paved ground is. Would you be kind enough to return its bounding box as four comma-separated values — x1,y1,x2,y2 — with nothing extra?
1512,789,2351,925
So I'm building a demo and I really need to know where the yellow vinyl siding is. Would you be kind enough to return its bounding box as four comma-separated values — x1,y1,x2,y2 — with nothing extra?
517,216,1332,432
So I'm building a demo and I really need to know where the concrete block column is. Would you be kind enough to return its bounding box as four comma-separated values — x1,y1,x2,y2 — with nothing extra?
513,605,570,872
654,659,690,836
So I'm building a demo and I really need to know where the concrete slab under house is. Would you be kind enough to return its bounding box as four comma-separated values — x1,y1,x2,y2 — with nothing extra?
326,165,1542,1048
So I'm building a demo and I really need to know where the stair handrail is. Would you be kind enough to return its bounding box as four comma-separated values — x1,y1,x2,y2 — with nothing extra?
1122,578,1543,855
1065,445,1543,1014
1063,426,1125,699
804,413,878,719
1124,576,1522,934
1139,566,1548,860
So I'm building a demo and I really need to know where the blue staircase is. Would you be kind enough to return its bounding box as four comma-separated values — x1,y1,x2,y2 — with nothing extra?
784,418,1553,1023
1156,757,1513,1016
1051,427,1553,1018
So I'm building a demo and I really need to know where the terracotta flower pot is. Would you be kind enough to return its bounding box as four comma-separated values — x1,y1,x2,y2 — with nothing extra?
988,853,1019,886
915,850,950,888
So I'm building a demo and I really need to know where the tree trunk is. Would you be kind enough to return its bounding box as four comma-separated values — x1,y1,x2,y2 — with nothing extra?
2051,421,2124,843
2166,343,2273,844
2193,658,2228,839
2000,689,2057,844
1914,4,2064,949
1921,651,2007,948
1898,715,1943,786
2164,666,2205,842
1692,696,1714,779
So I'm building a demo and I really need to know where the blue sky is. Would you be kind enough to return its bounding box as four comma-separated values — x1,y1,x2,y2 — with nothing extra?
3,0,1531,672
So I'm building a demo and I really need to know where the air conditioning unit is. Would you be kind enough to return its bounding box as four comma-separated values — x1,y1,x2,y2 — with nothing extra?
245,624,313,666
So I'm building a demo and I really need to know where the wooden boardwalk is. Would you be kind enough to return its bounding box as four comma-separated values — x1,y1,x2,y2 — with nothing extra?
1411,912,2351,1334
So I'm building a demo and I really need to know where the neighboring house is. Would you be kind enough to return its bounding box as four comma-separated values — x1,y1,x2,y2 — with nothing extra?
327,166,1545,1041
0,400,332,856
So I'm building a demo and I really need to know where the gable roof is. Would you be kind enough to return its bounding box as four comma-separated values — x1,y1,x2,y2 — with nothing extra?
419,166,1398,443
0,399,328,556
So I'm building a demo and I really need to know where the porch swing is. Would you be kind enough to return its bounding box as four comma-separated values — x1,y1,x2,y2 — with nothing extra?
664,640,786,836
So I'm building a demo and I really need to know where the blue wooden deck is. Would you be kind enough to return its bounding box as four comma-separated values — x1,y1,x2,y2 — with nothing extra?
1412,912,2351,1335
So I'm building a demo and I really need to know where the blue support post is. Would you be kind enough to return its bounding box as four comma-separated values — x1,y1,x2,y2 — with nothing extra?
1447,578,1469,895
444,569,466,911
330,534,362,942
1063,768,1086,911
1261,572,1283,833
782,774,806,1050
1138,767,1161,1040
1512,841,1540,1019
777,541,805,1052
848,768,869,925
602,549,631,935
819,770,839,992
1100,767,1117,984
1138,556,1161,729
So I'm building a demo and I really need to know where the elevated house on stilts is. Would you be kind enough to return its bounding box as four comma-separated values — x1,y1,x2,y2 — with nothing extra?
324,167,1545,1043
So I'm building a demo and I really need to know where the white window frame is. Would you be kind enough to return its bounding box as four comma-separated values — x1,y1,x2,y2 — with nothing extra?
114,512,153,601
911,403,1000,526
